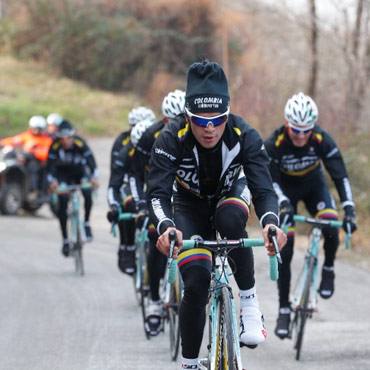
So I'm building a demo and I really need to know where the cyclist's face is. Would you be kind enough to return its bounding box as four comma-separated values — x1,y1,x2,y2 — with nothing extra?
60,136,73,149
187,112,227,149
30,127,43,136
286,123,312,147
47,124,58,135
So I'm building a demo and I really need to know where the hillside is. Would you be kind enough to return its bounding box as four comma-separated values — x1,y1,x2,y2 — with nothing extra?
0,56,151,138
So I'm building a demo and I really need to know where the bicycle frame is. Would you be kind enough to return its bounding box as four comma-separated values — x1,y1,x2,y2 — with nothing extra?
69,188,86,245
291,226,321,312
286,215,351,360
168,235,278,370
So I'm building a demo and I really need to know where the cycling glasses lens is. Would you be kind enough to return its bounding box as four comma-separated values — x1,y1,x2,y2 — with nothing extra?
290,126,312,135
185,108,229,127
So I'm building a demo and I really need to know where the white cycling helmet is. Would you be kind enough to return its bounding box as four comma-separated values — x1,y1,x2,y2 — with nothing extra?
284,92,318,129
161,89,185,119
29,115,47,130
47,113,63,126
128,106,156,127
130,119,154,146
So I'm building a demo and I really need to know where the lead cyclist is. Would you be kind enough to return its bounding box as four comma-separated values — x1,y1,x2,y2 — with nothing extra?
147,60,286,369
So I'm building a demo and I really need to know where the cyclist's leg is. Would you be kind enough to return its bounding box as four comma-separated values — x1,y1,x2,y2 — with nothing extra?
118,187,137,275
145,219,166,334
78,170,93,241
214,178,265,346
305,175,339,299
174,196,213,367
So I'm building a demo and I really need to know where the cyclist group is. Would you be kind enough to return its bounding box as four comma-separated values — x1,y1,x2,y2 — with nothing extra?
104,60,356,369
1,59,356,368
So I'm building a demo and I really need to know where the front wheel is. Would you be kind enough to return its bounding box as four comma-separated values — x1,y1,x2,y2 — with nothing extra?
73,223,84,276
293,256,315,360
0,183,23,215
169,274,183,361
210,287,241,370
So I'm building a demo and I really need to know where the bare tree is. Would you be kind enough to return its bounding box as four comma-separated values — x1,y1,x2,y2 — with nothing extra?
307,0,318,97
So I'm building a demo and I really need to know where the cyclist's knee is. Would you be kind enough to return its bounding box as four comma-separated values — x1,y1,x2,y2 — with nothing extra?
214,205,247,238
182,266,210,308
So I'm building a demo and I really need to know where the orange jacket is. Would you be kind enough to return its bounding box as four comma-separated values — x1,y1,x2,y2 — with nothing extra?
0,129,53,162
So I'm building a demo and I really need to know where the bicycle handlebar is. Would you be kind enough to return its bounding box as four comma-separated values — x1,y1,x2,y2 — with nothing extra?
167,229,279,284
282,215,351,249
110,211,137,237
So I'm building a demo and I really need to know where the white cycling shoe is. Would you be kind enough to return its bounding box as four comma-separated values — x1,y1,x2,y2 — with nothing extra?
239,306,267,348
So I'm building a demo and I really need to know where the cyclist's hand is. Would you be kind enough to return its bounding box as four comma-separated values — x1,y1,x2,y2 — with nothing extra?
279,200,294,226
342,206,357,233
107,205,119,224
135,211,148,229
49,181,58,193
156,227,182,257
135,202,148,229
91,177,99,189
262,224,287,256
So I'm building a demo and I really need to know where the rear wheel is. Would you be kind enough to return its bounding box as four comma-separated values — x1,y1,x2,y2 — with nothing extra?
0,183,23,215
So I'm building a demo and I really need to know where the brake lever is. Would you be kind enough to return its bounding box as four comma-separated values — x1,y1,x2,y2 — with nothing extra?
268,226,283,264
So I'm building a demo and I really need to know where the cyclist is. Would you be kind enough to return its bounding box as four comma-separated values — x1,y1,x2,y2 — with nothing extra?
264,92,357,339
46,113,63,139
128,89,186,336
107,107,155,274
147,60,287,369
0,115,52,200
47,120,99,256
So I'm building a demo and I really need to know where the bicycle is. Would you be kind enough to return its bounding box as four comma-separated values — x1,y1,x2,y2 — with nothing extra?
54,182,92,276
111,211,151,339
167,227,280,370
161,230,184,361
282,215,351,361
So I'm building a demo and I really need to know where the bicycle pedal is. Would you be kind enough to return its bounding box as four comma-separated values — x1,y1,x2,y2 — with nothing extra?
240,342,257,349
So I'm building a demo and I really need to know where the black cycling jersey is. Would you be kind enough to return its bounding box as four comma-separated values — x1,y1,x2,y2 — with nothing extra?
264,125,355,211
128,119,166,211
147,113,279,235
107,131,134,208
47,135,98,183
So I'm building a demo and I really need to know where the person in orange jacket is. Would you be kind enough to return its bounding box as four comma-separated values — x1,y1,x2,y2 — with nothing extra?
0,116,53,198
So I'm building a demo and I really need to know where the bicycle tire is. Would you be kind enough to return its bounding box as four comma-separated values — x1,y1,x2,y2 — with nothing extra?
294,255,315,360
133,243,143,306
169,274,183,361
140,240,151,339
74,224,84,276
210,287,238,370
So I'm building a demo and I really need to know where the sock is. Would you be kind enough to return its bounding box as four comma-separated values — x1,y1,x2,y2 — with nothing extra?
239,286,259,310
181,357,198,369
323,265,334,272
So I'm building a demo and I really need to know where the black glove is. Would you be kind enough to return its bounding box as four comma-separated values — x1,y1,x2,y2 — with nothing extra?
279,200,294,226
342,206,357,234
135,202,148,229
107,205,119,224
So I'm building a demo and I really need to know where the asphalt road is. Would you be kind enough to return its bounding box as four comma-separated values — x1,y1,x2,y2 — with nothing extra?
1,138,369,370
